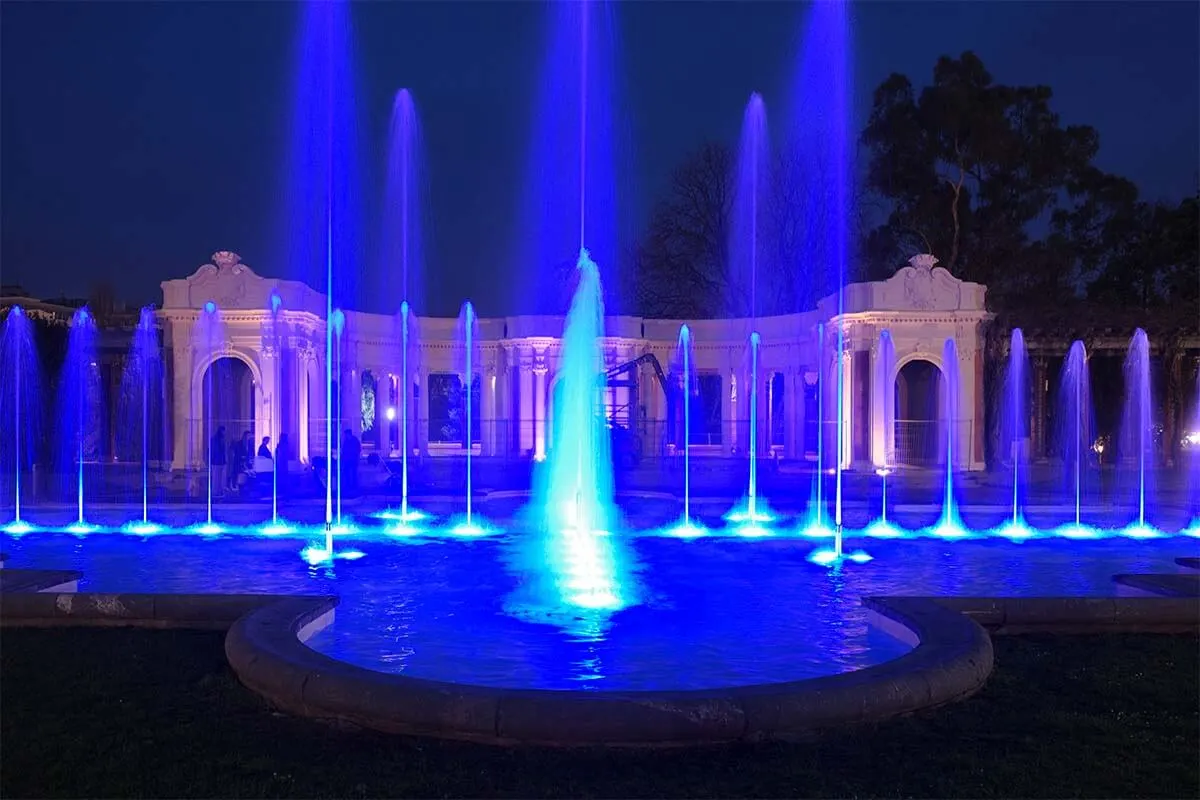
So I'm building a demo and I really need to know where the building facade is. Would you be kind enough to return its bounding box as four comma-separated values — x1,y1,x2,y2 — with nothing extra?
155,250,992,473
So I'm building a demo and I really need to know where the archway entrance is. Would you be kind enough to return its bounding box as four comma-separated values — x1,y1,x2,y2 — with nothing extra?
202,357,256,448
895,359,942,467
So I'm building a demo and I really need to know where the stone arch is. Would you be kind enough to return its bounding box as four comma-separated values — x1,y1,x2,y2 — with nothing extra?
893,353,946,467
190,350,264,464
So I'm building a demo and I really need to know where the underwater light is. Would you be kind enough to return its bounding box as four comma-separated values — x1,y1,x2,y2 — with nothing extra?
662,519,707,539
376,507,427,523
122,521,163,536
808,548,873,567
863,519,904,538
65,521,96,535
193,522,224,536
301,545,365,566
993,520,1037,541
1122,522,1163,539
732,523,772,538
259,522,297,537
1056,522,1104,540
3,520,35,535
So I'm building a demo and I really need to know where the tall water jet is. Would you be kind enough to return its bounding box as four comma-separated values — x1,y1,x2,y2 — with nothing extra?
509,249,636,623
331,308,346,532
933,338,964,536
454,301,480,532
1187,366,1200,533
59,308,99,531
866,329,898,537
669,324,702,536
517,0,623,313
804,322,827,534
1000,329,1030,531
383,88,426,311
1121,329,1155,532
1056,341,1093,530
727,332,773,532
729,93,769,318
0,307,41,532
393,301,423,525
193,302,223,530
284,0,360,547
118,307,162,530
789,0,854,547
268,292,283,527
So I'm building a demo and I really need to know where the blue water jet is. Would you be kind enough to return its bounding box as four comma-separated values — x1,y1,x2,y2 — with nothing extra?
59,308,99,531
1056,341,1093,528
729,93,769,319
383,89,426,311
931,338,965,538
1121,329,1154,531
1001,329,1030,529
1,307,41,531
118,307,162,526
193,304,224,529
509,249,637,623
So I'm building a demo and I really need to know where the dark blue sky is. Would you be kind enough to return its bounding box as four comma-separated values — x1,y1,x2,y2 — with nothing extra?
2,1,1196,315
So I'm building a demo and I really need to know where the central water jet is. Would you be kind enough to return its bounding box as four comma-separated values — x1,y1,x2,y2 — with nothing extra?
510,249,636,619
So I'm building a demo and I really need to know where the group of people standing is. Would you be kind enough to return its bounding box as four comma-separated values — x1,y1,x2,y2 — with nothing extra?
206,426,360,499
207,427,291,496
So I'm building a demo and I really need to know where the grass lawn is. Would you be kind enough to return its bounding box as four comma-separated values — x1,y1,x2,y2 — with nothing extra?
1,627,1196,799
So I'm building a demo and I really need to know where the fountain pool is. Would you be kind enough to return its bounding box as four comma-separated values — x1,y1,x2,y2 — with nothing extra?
3,514,1193,692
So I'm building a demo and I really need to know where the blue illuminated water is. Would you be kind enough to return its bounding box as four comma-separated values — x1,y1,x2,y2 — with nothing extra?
3,526,1192,691
0,307,40,528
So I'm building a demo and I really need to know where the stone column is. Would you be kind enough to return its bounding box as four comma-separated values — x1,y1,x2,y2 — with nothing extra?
518,349,534,455
170,340,194,470
259,338,279,451
296,342,313,463
482,359,496,457
416,366,430,454
533,350,548,461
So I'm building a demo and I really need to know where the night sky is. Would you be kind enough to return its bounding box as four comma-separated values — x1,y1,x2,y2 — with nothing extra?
2,1,1196,316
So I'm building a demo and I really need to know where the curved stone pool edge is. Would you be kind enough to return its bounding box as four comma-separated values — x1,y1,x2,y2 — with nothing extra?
2,571,1197,746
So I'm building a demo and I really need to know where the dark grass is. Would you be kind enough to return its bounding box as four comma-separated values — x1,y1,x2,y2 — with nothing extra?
1,628,1196,799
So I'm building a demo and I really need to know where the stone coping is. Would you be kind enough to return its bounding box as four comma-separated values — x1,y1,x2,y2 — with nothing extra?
0,590,336,631
223,594,993,746
881,595,1200,635
0,569,81,594
2,585,1197,746
1112,573,1200,599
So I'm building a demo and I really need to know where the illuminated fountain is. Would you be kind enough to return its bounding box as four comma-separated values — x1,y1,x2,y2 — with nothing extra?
1056,341,1094,536
865,329,899,538
1,307,40,534
382,87,426,530
930,338,966,538
724,94,772,533
118,307,163,534
1121,329,1158,537
996,328,1031,538
193,302,223,534
665,323,704,538
451,301,486,535
1189,368,1200,534
58,308,99,534
507,249,637,621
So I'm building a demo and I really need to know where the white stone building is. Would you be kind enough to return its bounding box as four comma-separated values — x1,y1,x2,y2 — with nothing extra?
158,250,991,472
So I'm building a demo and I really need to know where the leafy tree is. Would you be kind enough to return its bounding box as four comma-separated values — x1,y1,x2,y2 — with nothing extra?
860,52,1100,301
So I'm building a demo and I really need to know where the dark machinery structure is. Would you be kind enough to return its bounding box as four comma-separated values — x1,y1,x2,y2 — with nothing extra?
603,352,677,469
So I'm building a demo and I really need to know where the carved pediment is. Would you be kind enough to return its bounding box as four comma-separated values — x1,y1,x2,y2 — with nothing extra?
878,254,963,312
186,251,264,310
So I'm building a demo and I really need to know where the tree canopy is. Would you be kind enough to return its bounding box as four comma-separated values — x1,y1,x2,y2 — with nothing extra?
630,51,1197,319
